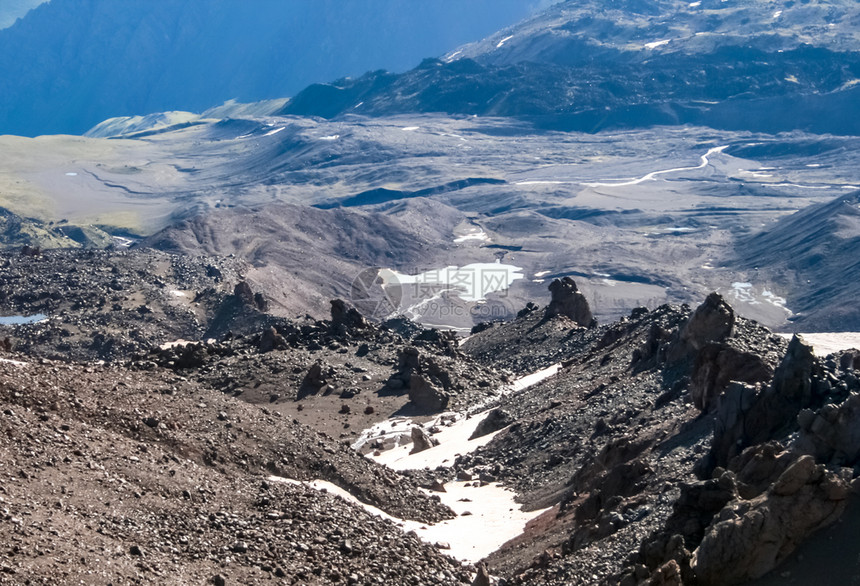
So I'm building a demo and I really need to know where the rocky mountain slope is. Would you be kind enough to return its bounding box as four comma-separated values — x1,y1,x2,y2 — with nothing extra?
455,287,860,584
282,0,860,135
737,189,860,331
456,0,860,64
0,352,471,585
142,199,465,321
2,250,858,584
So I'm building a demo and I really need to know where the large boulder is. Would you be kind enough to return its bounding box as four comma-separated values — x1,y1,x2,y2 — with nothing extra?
408,374,450,412
259,326,287,352
471,563,491,586
546,277,595,328
330,299,367,331
410,426,438,454
233,281,255,305
469,408,514,440
233,281,268,312
772,335,819,405
679,292,734,354
298,362,331,399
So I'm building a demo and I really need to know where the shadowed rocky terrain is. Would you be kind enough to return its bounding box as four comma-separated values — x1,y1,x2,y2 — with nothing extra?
1,251,858,584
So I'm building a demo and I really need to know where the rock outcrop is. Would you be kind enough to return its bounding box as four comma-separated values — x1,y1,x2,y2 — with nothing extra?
259,326,287,352
410,426,438,454
233,281,268,312
330,299,367,333
386,346,460,412
408,374,450,413
690,344,772,412
708,335,824,469
546,277,595,328
796,392,860,467
298,362,333,399
691,456,850,585
679,292,734,352
470,408,514,440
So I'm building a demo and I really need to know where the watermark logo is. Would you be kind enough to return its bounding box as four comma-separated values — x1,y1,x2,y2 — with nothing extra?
349,263,523,324
349,267,402,321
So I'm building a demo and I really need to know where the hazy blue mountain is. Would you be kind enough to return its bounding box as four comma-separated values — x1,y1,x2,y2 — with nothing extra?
0,0,43,29
0,0,540,136
282,0,860,135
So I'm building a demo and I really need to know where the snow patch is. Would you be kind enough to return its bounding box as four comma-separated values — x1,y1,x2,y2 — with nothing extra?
65,172,78,177
496,35,514,48
111,236,135,248
268,476,548,564
318,134,340,141
401,126,420,132
777,333,860,357
453,230,489,244
263,127,285,137
726,283,792,314
662,227,696,233
644,39,671,49
515,180,568,186
354,363,560,457
369,414,503,471
347,362,561,561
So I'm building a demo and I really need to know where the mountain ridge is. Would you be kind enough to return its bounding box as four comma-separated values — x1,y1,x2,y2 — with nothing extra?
0,0,537,136
281,0,860,135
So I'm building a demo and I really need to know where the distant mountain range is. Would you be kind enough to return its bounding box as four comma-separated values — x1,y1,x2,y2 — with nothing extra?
0,0,537,137
0,0,42,29
282,0,860,135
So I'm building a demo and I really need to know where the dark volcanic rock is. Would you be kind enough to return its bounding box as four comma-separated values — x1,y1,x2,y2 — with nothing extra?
408,374,450,413
298,362,328,399
233,281,255,306
772,335,820,406
545,277,595,328
676,292,735,357
708,336,823,471
691,457,849,585
796,392,860,467
690,344,772,412
469,408,514,440
259,326,287,352
410,426,438,454
472,563,492,586
330,299,367,331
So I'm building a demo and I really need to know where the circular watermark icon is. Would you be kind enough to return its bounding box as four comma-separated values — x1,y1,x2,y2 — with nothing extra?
349,268,402,320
